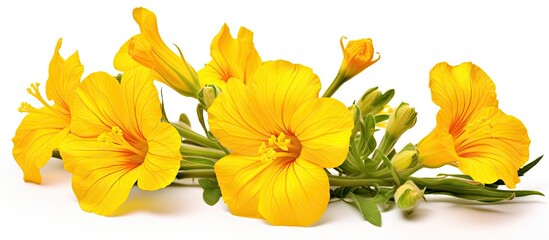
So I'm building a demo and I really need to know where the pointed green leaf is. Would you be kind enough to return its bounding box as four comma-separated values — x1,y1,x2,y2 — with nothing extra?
203,188,221,206
349,193,382,227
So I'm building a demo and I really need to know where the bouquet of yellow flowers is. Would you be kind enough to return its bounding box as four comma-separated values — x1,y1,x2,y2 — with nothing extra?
12,7,543,227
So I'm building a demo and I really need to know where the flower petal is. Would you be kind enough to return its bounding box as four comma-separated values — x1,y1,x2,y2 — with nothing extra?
198,24,261,86
70,72,130,138
258,158,329,226
12,107,70,183
45,39,84,112
249,60,321,132
429,62,498,136
208,78,270,155
214,154,270,218
289,98,353,168
454,107,530,188
137,122,182,191
67,137,142,215
114,37,142,72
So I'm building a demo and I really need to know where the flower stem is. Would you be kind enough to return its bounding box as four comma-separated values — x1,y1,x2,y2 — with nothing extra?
322,72,350,98
176,169,216,179
180,143,227,160
328,175,392,187
171,122,221,150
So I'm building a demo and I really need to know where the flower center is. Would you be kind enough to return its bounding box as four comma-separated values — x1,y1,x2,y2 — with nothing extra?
258,132,301,163
97,126,147,156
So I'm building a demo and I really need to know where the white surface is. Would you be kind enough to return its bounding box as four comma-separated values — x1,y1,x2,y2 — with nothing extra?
1,0,547,239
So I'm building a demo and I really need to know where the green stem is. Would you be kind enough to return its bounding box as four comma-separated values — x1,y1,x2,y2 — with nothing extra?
176,169,216,179
322,72,350,98
180,143,227,160
328,175,392,187
172,122,221,150
180,158,214,170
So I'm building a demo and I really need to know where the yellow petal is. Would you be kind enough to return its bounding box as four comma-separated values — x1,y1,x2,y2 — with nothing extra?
289,98,353,168
214,154,270,218
454,107,530,188
198,24,261,87
68,138,142,215
45,38,84,112
417,127,459,168
70,72,130,138
429,62,498,136
208,78,270,155
258,158,329,226
249,60,321,131
113,37,142,71
12,107,70,183
137,122,182,191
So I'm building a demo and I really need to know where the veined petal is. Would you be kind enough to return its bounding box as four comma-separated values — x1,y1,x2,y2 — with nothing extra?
45,39,84,112
429,62,498,136
12,107,70,183
121,66,159,140
289,98,353,168
418,127,459,168
258,158,329,226
68,137,142,215
214,154,271,218
114,37,142,71
208,78,270,155
249,61,321,132
137,122,181,191
70,72,131,138
198,24,261,87
454,107,530,188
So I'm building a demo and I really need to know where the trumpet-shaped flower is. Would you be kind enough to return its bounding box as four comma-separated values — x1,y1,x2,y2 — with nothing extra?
337,37,379,82
198,24,262,89
114,7,201,98
208,60,353,226
418,62,530,188
58,67,182,215
12,39,83,183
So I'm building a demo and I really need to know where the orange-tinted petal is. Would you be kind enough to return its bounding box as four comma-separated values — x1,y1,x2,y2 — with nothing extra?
214,154,271,218
289,98,353,168
454,107,530,188
113,37,141,72
429,62,498,136
258,158,329,226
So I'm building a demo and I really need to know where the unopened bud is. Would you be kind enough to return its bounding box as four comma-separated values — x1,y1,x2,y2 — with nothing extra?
198,84,221,110
391,149,417,172
394,180,424,213
357,87,394,117
385,102,417,139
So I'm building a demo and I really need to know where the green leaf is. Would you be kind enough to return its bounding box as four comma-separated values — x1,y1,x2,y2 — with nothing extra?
519,155,543,176
203,188,221,206
198,178,219,190
348,193,382,227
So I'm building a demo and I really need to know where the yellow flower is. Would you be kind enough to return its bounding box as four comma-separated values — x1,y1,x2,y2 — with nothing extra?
337,37,379,81
198,24,262,89
12,39,83,183
208,60,353,226
418,62,530,188
58,67,182,215
114,7,201,98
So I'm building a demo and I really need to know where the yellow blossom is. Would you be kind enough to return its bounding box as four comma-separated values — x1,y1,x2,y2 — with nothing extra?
58,67,182,215
198,24,262,89
12,39,83,183
114,7,201,98
337,37,379,81
418,62,530,188
208,60,353,226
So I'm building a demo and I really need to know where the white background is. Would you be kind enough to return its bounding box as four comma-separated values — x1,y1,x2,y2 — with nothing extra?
1,0,547,239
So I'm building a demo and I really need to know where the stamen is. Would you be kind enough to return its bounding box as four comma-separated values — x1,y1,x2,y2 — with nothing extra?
18,102,37,113
27,82,53,109
97,126,146,156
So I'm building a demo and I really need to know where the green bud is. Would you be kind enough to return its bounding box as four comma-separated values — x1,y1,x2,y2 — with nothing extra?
197,84,221,110
356,87,394,117
394,180,424,213
391,149,417,172
385,102,417,139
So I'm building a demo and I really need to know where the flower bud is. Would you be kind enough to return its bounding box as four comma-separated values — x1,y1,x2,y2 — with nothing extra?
338,37,380,81
198,84,222,110
394,180,424,213
357,87,394,117
385,102,417,139
391,149,417,172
